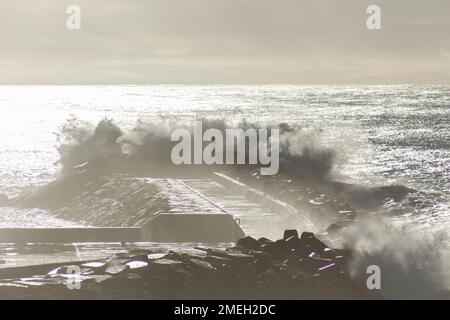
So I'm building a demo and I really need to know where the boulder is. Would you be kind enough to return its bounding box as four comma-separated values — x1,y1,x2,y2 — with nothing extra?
300,232,315,240
257,268,281,286
0,229,363,299
237,236,261,251
300,232,328,253
283,229,299,240
251,256,272,273
189,259,216,271
261,239,290,257
257,237,273,245
203,255,231,268
260,243,276,256
321,248,338,259
285,236,303,251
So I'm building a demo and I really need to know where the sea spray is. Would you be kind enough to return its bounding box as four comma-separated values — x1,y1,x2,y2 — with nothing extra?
55,117,338,180
170,120,280,175
56,117,122,174
344,217,448,299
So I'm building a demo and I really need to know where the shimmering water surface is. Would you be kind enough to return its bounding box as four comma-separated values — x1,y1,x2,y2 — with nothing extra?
0,85,448,233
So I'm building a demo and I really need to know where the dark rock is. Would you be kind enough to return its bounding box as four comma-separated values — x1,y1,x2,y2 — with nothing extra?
300,232,315,241
274,240,290,254
0,228,368,299
237,236,261,251
300,232,328,253
257,269,281,286
206,248,231,258
316,264,344,288
236,266,258,283
261,239,290,257
296,257,325,275
292,245,314,257
294,258,311,273
285,236,303,250
128,249,152,257
225,253,255,263
203,255,231,268
189,259,216,271
304,257,334,273
321,248,338,259
260,243,276,256
257,237,273,245
283,229,298,240
251,256,271,273
291,273,319,298
282,256,298,268
275,264,297,282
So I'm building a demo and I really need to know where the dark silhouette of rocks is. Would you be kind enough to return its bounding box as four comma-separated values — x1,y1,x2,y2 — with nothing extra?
0,230,377,299
283,229,298,240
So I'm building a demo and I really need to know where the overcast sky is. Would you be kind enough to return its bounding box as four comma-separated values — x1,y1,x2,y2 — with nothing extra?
1,0,450,84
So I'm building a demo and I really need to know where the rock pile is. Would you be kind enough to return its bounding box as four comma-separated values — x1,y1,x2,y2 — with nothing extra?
0,230,376,299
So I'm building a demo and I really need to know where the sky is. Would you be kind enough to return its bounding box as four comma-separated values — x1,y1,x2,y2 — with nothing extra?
1,0,450,84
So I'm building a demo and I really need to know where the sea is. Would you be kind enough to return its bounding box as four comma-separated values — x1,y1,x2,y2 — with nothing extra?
0,85,448,229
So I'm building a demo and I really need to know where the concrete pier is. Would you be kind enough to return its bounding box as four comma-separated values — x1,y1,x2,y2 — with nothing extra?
0,227,142,243
0,212,244,243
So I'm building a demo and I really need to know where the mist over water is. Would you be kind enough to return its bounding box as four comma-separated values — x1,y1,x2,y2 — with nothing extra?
0,85,448,211
345,217,449,298
55,116,336,179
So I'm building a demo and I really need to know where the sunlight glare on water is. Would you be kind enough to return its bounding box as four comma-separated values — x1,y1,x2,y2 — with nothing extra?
0,85,448,231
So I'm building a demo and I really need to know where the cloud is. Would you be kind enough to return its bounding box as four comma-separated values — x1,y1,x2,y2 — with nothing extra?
1,0,449,84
